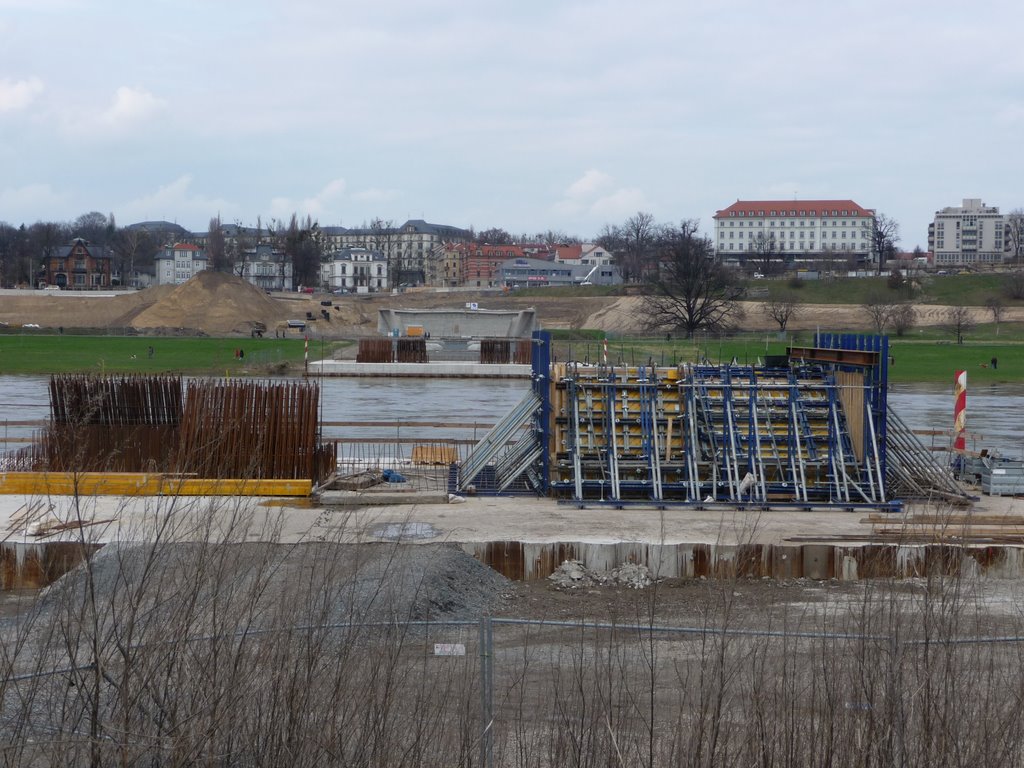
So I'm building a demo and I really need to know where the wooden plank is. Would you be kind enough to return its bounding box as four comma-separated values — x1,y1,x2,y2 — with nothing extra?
0,473,311,497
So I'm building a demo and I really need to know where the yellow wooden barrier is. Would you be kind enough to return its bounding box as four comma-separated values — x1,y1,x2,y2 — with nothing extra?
0,473,311,497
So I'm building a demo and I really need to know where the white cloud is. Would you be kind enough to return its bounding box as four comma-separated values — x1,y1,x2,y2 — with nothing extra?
0,77,44,112
589,188,648,219
269,178,348,220
564,169,613,201
553,170,648,222
99,86,165,128
115,175,235,227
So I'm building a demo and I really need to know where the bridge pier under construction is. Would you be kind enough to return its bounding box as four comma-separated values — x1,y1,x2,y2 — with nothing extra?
455,332,970,510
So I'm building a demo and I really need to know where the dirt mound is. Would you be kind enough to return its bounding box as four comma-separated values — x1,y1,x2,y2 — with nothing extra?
129,271,290,334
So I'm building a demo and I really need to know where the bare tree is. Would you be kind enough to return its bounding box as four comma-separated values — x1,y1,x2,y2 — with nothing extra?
206,216,229,272
760,293,801,331
1004,271,1024,300
72,211,112,244
111,226,155,288
985,295,1005,335
619,211,659,283
285,213,322,287
231,218,261,279
944,304,974,344
476,227,514,245
750,232,779,277
890,303,917,337
1005,209,1024,266
870,213,900,275
861,293,898,333
643,220,744,338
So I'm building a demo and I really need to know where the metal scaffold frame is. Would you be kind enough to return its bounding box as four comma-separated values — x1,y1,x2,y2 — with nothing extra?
452,332,968,509
547,333,902,510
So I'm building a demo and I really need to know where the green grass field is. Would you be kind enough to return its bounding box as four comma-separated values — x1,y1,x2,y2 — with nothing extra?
0,334,348,376
551,328,1024,384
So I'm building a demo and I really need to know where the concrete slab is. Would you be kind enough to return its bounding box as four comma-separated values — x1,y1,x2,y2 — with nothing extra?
3,492,1024,584
319,490,450,506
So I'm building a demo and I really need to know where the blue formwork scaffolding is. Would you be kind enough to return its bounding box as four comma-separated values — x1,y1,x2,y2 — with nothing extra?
543,333,900,510
455,332,952,509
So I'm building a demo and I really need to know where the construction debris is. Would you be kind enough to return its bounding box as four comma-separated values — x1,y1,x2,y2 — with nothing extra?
547,559,654,590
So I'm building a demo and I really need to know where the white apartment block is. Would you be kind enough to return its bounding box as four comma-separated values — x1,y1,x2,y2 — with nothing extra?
713,200,875,262
154,243,208,285
928,199,1006,267
319,219,472,285
321,248,388,293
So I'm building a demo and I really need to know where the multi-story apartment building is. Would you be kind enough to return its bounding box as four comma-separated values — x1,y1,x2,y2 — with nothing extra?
320,219,472,286
928,199,1006,267
553,243,615,268
154,243,208,285
39,237,113,290
713,200,875,264
236,244,293,292
320,248,388,293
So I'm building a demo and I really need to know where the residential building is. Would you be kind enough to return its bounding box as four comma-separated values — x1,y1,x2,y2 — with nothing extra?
39,237,112,290
713,200,875,264
928,199,1006,267
320,219,472,285
499,257,622,288
458,243,557,288
554,243,615,268
154,243,209,285
236,244,293,292
321,248,388,293
426,243,466,287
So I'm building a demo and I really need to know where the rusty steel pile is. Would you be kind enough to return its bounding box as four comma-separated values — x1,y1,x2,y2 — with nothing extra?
396,338,428,363
479,339,531,365
176,378,332,481
43,374,183,472
18,375,333,483
356,338,393,363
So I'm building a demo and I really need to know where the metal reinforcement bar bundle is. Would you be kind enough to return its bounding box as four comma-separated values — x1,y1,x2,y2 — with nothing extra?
174,379,334,482
42,374,184,472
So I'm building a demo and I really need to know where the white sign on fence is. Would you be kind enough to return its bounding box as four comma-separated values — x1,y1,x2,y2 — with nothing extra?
434,643,466,656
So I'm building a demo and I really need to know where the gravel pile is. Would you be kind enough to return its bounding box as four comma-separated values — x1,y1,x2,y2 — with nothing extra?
5,542,512,643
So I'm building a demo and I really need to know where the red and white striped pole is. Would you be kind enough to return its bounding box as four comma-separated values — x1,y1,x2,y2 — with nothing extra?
304,334,309,376
602,337,608,366
953,369,967,452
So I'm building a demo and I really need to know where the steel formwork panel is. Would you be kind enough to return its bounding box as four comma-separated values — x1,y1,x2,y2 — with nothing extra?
551,361,889,509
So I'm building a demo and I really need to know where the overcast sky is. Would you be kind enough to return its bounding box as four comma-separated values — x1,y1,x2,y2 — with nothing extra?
2,0,1022,247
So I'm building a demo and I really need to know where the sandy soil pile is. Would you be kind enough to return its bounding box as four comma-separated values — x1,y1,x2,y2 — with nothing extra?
0,286,174,329
4,281,1022,338
129,271,291,334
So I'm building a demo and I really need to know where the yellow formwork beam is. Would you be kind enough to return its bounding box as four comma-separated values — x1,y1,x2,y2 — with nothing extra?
0,473,312,497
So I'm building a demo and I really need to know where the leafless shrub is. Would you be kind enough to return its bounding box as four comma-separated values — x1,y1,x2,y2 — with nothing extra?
890,303,917,336
761,294,803,332
861,293,898,333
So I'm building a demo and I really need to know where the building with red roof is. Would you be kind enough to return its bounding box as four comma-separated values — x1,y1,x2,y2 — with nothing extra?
713,199,876,266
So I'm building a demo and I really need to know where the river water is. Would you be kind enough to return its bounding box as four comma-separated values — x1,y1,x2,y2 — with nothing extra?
1,375,1021,458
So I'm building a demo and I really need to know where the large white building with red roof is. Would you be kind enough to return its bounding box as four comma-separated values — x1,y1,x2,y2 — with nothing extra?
713,199,875,264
